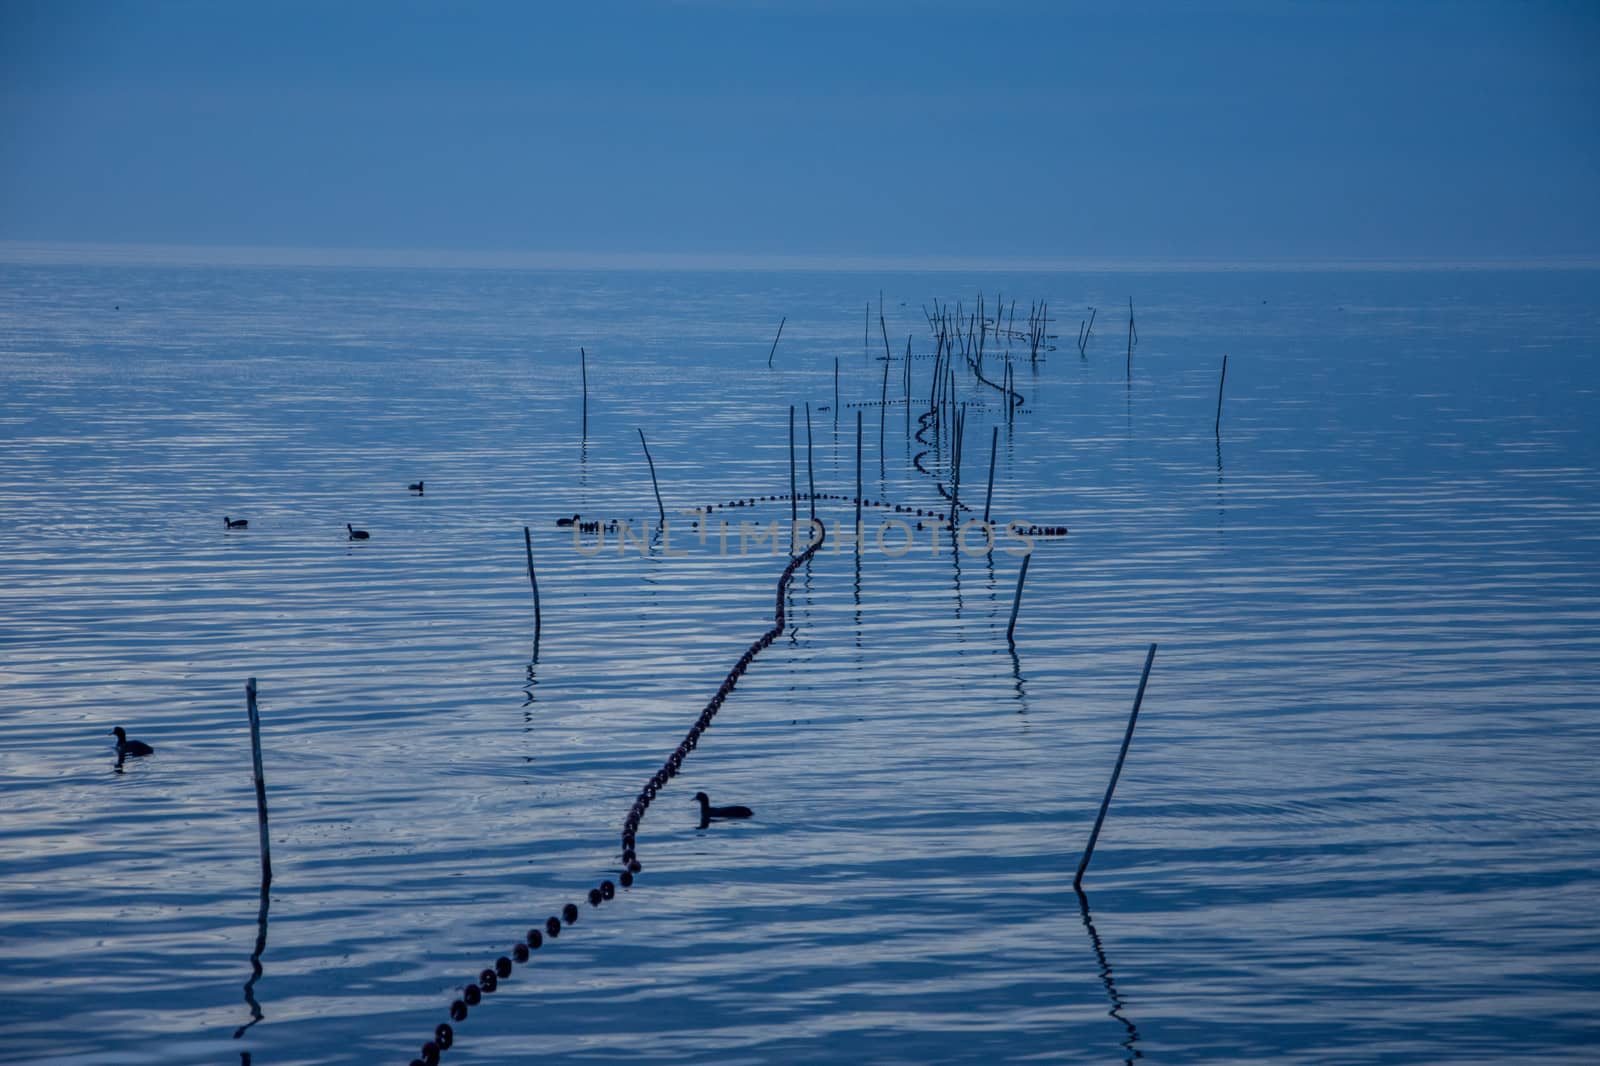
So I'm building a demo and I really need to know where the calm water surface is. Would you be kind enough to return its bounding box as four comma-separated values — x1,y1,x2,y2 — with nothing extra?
0,263,1597,1064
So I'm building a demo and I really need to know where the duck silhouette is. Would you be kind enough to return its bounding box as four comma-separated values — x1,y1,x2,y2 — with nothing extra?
225,516,248,530
694,791,752,830
408,480,424,493
347,523,370,540
556,514,579,527
108,726,154,757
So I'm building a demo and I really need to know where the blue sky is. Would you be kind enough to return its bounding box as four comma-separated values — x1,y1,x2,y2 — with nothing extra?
2,0,1596,263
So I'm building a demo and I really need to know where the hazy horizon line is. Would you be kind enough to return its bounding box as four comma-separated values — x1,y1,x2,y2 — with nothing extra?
3,240,1597,274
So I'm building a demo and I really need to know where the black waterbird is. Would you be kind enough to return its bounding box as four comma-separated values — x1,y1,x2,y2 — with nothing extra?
694,791,752,829
225,516,248,530
108,726,154,757
347,524,370,540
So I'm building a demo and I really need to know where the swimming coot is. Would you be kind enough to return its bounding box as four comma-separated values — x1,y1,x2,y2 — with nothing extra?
694,791,752,829
408,480,424,493
347,524,370,540
225,516,248,530
108,726,154,757
555,514,579,527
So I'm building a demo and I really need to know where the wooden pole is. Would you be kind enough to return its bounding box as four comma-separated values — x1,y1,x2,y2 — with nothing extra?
1006,553,1031,643
983,423,999,525
1125,298,1136,379
879,345,890,456
580,346,588,438
834,357,840,426
1074,643,1159,889
767,316,786,369
789,405,798,552
804,401,816,521
1215,354,1229,436
637,428,665,526
854,409,863,547
524,526,542,657
245,678,271,887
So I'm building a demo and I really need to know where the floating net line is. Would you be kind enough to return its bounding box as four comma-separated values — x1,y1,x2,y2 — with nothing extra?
402,525,827,1066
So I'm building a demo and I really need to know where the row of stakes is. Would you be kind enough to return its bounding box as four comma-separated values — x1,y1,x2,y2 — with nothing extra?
406,525,828,1066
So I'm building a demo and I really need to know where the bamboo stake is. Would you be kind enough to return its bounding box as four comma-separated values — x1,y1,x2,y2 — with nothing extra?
854,410,863,548
1125,298,1137,378
524,526,542,657
767,316,786,369
1006,553,1031,643
804,401,816,521
1215,354,1229,436
983,423,999,525
789,405,798,552
637,428,665,526
245,678,271,887
1074,643,1159,889
879,344,890,456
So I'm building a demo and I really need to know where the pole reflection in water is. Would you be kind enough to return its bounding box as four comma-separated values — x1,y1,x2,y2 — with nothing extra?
233,880,271,1040
1075,887,1141,1063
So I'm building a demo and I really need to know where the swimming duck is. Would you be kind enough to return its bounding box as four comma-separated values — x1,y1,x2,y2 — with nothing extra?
108,726,154,757
225,516,248,530
347,524,370,540
556,514,579,527
694,791,752,829
408,481,424,493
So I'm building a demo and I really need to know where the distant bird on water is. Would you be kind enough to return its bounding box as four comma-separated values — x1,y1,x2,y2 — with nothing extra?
556,514,580,527
408,480,424,493
694,791,752,829
225,516,248,530
347,523,370,540
108,726,154,757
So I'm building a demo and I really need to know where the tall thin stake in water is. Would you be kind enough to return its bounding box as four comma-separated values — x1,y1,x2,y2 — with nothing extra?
804,402,816,521
854,410,863,548
637,428,666,527
879,347,890,458
245,678,271,887
1006,553,1031,644
983,423,999,525
580,346,588,438
524,526,542,658
1125,298,1137,378
834,357,840,426
1215,354,1229,436
904,334,913,438
767,316,786,369
789,405,798,552
1074,643,1159,889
